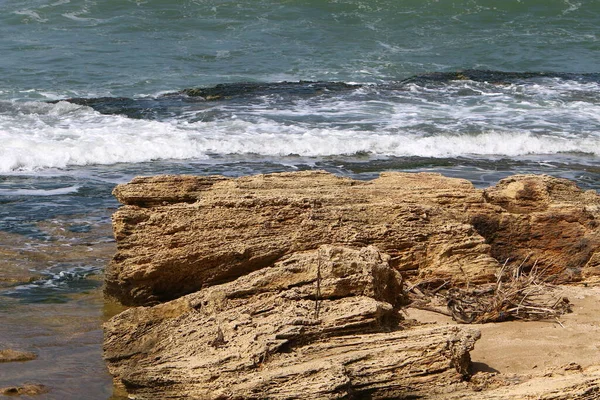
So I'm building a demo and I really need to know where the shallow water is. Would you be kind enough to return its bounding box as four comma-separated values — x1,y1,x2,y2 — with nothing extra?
0,213,117,398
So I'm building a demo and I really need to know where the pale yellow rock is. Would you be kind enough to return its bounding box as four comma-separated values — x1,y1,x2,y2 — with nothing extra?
106,171,599,306
472,174,600,282
104,245,480,399
103,172,600,399
106,171,500,305
0,349,37,363
0,384,49,396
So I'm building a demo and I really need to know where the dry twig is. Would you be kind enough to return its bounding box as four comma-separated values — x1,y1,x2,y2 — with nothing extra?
444,259,572,324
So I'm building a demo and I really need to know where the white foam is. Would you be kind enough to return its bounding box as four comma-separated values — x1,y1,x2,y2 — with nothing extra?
6,265,101,294
1,91,599,173
562,0,581,14
46,0,71,7
61,12,104,24
181,124,599,158
0,101,211,172
0,185,80,196
13,9,48,23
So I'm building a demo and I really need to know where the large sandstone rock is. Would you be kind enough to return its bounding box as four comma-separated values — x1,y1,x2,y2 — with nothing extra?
105,245,480,399
106,171,499,306
471,174,600,282
103,171,599,399
106,171,599,306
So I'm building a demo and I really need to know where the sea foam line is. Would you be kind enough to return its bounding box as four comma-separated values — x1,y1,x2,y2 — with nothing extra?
0,185,80,196
1,100,599,172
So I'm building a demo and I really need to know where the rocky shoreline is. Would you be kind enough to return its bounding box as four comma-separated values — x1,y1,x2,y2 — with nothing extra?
103,171,600,399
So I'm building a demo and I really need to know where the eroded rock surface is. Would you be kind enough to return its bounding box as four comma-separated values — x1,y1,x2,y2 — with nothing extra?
106,172,599,306
107,172,499,306
105,245,480,399
104,171,599,399
471,174,600,282
0,384,49,396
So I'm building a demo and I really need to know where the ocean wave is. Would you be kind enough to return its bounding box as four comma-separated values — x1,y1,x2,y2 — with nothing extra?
1,104,598,172
2,73,599,172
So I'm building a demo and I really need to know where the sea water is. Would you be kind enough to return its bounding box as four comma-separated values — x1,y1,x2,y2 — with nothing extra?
1,1,599,398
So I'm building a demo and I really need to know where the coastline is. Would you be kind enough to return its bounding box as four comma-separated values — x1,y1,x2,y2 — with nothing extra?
102,171,600,399
2,1,600,398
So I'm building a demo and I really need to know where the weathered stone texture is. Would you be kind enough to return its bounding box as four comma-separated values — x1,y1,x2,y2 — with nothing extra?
103,171,600,399
106,172,599,307
105,245,479,399
106,171,500,306
471,174,600,282
0,349,37,363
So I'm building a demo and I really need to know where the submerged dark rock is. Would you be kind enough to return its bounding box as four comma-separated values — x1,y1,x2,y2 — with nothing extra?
51,72,600,120
179,80,362,100
398,70,600,85
48,96,169,120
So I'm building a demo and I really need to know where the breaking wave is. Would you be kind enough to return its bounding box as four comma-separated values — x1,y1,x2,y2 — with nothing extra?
2,73,600,172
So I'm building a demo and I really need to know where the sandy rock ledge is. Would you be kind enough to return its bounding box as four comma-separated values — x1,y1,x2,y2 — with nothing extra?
105,245,480,399
0,384,49,396
0,349,37,363
103,171,600,399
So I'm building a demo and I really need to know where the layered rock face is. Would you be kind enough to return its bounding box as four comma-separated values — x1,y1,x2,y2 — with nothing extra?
104,171,600,399
470,174,600,282
107,172,496,306
105,245,480,399
106,171,599,306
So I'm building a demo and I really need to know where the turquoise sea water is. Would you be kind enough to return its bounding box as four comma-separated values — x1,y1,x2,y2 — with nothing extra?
2,0,600,98
1,1,599,398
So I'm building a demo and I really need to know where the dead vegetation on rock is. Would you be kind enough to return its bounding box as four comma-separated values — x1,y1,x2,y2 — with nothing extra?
409,258,573,324
446,259,573,324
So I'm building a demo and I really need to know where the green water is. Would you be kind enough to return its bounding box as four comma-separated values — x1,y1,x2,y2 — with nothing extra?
1,0,599,100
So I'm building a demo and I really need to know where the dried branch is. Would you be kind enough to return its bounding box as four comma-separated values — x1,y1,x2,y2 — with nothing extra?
444,259,572,324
